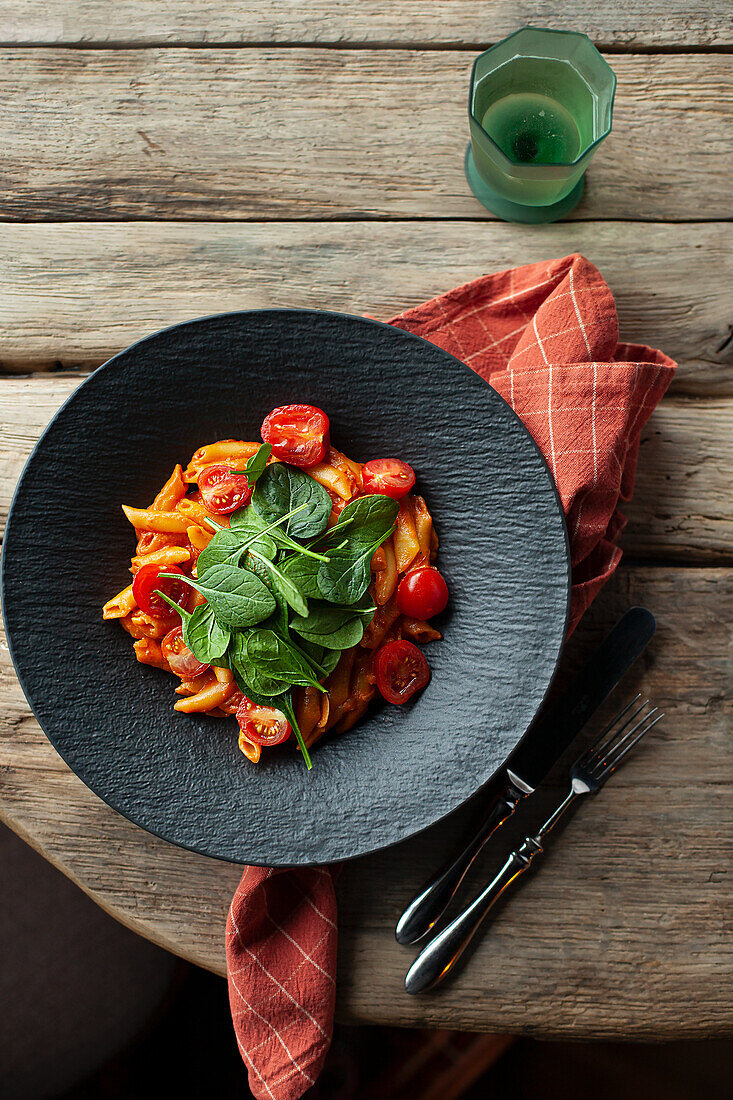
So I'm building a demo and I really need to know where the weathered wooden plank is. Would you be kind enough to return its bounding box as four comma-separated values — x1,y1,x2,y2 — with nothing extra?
0,221,730,396
0,375,730,560
0,566,729,1037
0,51,729,221
0,1,728,48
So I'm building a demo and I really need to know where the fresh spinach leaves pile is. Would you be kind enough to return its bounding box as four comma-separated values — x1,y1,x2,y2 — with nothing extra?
158,445,398,769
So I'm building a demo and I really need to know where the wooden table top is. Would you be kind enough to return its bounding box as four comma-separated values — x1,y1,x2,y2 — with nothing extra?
0,2,730,1040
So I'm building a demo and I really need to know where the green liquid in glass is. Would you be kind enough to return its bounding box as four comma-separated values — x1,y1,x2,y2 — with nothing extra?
481,92,581,164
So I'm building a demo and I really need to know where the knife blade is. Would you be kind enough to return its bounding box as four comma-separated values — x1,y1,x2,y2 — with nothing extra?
395,606,656,945
506,605,656,792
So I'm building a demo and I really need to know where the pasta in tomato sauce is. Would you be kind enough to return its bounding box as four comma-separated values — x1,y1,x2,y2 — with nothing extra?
103,407,446,768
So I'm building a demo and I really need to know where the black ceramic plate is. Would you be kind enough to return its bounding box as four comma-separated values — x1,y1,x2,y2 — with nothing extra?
2,311,569,865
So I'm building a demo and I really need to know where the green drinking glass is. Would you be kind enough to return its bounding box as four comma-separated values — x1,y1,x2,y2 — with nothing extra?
465,27,616,224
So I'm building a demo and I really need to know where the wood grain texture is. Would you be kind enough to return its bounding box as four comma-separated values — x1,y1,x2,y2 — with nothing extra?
0,566,729,1037
0,51,730,221
0,1,729,48
0,221,731,396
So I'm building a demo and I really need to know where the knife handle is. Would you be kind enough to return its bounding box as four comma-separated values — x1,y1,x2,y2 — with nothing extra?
404,836,543,994
395,781,523,945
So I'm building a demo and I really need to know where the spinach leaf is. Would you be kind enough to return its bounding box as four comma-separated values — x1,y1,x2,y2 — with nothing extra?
290,601,370,650
248,548,309,618
232,443,271,486
278,692,313,770
228,632,290,698
317,527,395,605
247,552,290,635
163,566,276,630
296,638,339,678
186,602,231,663
231,501,327,561
245,629,326,691
196,529,248,575
281,552,323,598
316,546,372,605
155,590,231,663
332,494,399,547
253,463,331,539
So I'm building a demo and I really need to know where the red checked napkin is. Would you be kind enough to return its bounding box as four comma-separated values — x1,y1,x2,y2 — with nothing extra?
226,253,676,1098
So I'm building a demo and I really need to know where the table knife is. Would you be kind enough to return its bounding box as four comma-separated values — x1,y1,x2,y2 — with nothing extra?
395,606,656,945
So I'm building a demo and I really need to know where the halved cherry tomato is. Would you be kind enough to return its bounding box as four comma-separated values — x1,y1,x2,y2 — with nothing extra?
361,458,415,500
198,464,253,514
397,567,449,620
261,404,329,468
374,639,430,705
161,626,210,679
132,563,189,620
236,696,292,746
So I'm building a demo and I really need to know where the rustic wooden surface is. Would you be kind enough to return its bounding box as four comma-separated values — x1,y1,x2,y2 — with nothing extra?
1,51,730,221
0,1,731,1039
1,1,730,48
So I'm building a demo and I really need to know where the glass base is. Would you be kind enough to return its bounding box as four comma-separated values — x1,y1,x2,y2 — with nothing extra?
464,145,585,224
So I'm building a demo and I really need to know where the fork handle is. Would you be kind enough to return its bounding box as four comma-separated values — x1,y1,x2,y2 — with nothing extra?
395,781,523,945
404,836,544,994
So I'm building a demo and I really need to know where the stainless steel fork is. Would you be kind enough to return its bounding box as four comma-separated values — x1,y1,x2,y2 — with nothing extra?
404,697,664,994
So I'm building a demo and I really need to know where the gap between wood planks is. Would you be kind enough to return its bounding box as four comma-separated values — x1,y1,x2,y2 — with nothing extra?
1,41,732,54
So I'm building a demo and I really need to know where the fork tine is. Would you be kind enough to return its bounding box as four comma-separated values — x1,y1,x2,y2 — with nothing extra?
601,711,664,774
597,705,658,767
577,695,644,768
588,696,647,762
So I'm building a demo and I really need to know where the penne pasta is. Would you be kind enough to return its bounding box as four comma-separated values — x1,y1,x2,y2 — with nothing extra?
133,638,169,670
184,440,260,481
176,497,229,530
130,610,170,639
186,524,213,551
135,531,187,556
393,498,421,572
329,448,363,489
374,536,398,605
150,464,187,511
131,546,191,572
118,613,146,639
401,617,442,644
102,584,136,619
122,505,190,535
174,681,235,713
238,730,261,763
362,595,401,650
413,495,434,559
306,461,354,500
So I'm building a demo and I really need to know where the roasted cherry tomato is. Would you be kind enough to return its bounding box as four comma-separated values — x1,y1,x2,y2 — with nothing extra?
361,458,415,500
132,563,189,620
236,696,292,746
397,567,449,620
198,464,253,514
374,639,430,705
161,626,210,679
261,404,329,468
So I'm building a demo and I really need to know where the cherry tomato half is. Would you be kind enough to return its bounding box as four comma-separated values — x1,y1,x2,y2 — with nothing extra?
374,640,430,705
161,626,210,679
132,564,189,620
198,464,253,514
236,696,292,746
361,458,415,500
261,404,329,468
397,567,449,620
